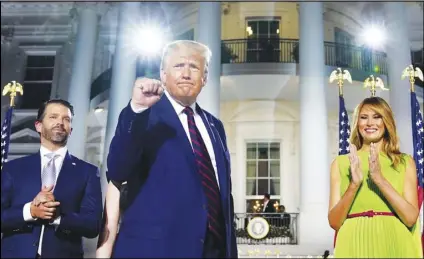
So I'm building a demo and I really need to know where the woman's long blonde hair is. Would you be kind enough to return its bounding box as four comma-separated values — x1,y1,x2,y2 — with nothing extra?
349,97,404,169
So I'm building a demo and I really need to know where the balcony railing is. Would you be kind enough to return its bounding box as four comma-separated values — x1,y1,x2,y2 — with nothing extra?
221,38,388,75
234,213,298,245
90,42,422,100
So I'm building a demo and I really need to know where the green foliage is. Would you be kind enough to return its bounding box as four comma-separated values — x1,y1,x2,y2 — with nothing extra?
221,44,238,63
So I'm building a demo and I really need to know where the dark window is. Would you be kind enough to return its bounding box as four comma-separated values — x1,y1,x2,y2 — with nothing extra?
334,27,354,67
21,55,55,109
246,19,280,62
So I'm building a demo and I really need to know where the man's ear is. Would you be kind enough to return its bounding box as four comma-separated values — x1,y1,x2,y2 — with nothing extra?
202,70,208,87
160,69,166,85
34,121,42,134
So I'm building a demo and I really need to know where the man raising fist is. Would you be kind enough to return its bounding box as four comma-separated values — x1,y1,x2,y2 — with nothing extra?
105,40,237,258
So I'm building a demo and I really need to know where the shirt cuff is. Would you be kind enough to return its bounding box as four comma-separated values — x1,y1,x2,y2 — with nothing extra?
50,216,61,230
51,216,61,226
23,202,37,222
130,101,148,113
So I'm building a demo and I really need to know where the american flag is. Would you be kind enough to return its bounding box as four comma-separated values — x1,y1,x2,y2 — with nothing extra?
411,91,424,209
334,95,351,248
1,107,13,170
411,91,424,256
339,96,351,155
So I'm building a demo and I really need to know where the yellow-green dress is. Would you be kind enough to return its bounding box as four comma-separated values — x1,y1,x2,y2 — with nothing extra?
334,151,422,258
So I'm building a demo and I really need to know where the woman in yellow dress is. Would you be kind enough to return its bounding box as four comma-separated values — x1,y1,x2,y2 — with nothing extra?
328,97,422,258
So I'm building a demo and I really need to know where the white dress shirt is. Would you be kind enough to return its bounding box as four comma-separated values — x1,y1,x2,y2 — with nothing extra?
22,145,67,255
263,200,269,212
130,90,220,187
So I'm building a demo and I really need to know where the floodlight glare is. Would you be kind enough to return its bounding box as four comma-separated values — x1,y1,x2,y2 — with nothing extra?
133,25,165,56
362,25,386,49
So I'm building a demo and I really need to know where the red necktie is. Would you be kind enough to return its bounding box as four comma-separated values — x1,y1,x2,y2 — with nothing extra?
183,107,225,241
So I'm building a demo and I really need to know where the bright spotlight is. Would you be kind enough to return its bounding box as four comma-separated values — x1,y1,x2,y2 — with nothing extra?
362,25,386,49
133,25,165,56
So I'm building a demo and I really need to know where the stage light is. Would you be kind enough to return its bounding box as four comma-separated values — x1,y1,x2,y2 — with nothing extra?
133,25,166,57
362,24,386,49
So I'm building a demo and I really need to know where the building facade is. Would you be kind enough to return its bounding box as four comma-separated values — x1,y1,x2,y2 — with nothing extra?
1,2,423,257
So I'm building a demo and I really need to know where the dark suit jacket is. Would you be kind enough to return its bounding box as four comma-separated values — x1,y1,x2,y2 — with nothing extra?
106,95,237,258
263,201,276,214
1,152,103,258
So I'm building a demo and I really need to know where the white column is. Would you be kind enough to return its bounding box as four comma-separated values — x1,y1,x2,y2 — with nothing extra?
385,2,413,154
298,2,333,253
100,2,140,197
66,4,100,159
195,2,221,118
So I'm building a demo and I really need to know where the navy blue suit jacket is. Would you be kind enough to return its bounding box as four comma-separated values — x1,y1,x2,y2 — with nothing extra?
107,95,237,258
1,152,103,258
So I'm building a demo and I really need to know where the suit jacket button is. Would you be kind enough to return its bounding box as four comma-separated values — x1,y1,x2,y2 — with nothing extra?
33,242,38,247
200,238,204,244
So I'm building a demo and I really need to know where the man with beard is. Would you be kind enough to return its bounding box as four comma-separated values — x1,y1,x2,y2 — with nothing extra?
1,99,103,258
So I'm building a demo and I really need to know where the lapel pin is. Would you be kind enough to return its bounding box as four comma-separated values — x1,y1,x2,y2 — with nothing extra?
72,162,76,166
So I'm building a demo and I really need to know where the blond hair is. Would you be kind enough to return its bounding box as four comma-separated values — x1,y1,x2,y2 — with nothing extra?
160,40,212,77
349,97,404,169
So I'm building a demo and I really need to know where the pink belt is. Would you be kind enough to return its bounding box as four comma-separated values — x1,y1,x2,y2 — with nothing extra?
347,210,395,218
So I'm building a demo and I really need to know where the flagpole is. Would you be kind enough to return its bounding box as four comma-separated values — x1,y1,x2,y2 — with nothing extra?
2,80,24,107
402,64,424,257
363,75,389,97
401,64,424,93
329,68,352,248
1,81,23,170
329,67,352,97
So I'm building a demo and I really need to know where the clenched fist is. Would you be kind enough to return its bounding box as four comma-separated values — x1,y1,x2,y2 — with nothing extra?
131,77,164,110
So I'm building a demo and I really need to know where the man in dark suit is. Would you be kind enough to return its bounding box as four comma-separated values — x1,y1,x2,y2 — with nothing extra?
262,193,275,214
1,99,103,258
261,193,276,226
106,40,237,258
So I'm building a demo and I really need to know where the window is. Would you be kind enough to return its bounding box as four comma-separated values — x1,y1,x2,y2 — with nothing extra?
334,27,354,67
245,142,281,212
21,55,55,109
411,49,423,65
246,18,280,62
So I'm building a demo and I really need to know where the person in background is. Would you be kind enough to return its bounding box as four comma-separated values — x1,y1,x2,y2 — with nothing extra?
1,99,103,258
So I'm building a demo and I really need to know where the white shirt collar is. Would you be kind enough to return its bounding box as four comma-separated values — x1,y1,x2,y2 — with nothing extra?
40,145,68,158
164,90,197,115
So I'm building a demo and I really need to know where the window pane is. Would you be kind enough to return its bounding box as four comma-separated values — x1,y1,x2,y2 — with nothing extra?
270,21,279,35
270,142,280,159
258,143,268,159
270,161,280,178
258,179,268,195
24,68,54,81
247,21,258,36
246,179,256,195
270,179,280,195
20,83,52,109
246,199,262,213
27,56,55,68
246,161,256,178
246,143,257,159
258,21,268,35
258,160,268,177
